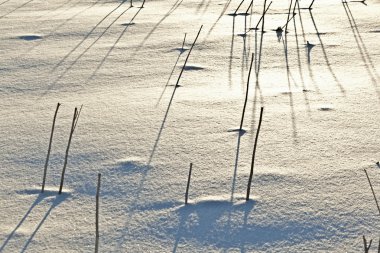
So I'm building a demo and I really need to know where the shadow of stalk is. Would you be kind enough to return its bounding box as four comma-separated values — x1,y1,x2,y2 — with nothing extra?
85,6,143,82
0,0,11,7
282,36,298,141
296,0,320,93
203,0,233,41
342,1,380,100
172,200,255,252
293,6,311,113
229,16,236,88
19,0,103,60
51,0,129,73
131,0,185,58
308,10,346,94
0,191,69,252
0,0,35,20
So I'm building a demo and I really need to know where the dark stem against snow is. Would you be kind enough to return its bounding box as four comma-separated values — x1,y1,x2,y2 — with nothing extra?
363,169,380,216
239,53,255,131
95,173,101,253
285,0,294,34
233,0,245,16
156,33,187,107
42,102,61,193
255,1,272,30
59,106,82,194
293,0,298,15
363,235,372,253
246,106,264,201
174,25,203,88
309,0,315,10
73,104,83,131
181,33,187,50
243,0,253,34
261,0,267,32
147,26,202,165
245,0,253,15
141,0,145,8
282,13,296,31
185,163,193,204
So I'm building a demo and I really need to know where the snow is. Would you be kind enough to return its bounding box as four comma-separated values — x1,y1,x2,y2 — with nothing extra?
0,0,380,252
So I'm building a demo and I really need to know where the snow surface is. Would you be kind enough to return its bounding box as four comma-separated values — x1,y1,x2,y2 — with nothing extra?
0,0,380,252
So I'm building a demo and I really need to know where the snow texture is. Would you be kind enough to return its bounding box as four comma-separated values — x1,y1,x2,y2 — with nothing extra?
0,0,380,252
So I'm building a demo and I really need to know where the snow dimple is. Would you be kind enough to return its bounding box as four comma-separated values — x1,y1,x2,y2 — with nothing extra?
227,129,247,136
183,65,205,71
227,12,250,17
171,47,188,53
17,35,42,41
316,104,335,111
113,158,150,173
318,107,334,111
121,22,135,27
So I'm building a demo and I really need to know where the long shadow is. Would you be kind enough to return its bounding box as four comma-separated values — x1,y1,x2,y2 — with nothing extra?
18,0,102,59
238,10,249,92
293,9,311,113
342,2,380,99
296,0,319,94
240,5,253,89
308,10,346,94
251,29,264,119
196,0,207,14
0,0,35,20
228,17,236,88
200,0,212,16
253,0,268,78
41,5,133,96
241,34,247,93
230,128,246,203
0,0,11,7
51,0,128,72
156,34,187,107
282,34,298,141
131,0,184,58
35,0,77,21
0,191,69,252
347,7,380,81
20,195,68,252
247,28,265,167
345,2,380,80
122,29,203,228
204,0,232,40
250,80,263,143
148,78,179,166
85,7,143,82
0,197,42,252
255,29,265,77
245,1,254,67
126,71,181,228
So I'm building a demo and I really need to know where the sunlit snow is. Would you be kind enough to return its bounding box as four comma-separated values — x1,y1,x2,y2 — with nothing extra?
0,0,380,252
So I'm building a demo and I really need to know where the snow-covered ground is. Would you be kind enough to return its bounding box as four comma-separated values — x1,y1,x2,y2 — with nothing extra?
0,0,379,252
